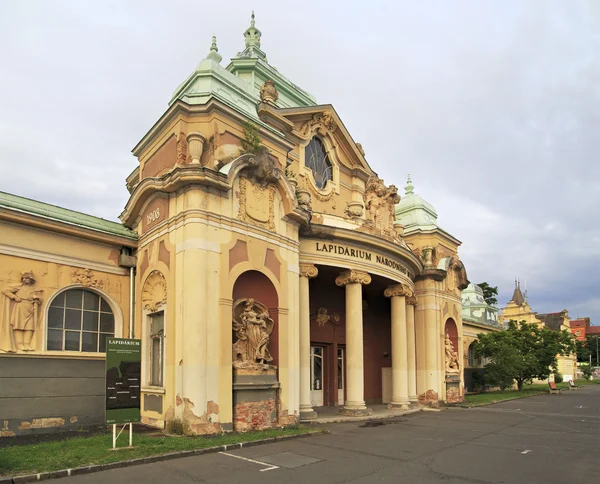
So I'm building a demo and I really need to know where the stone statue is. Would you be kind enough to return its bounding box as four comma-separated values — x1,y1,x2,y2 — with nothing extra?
363,176,401,239
444,332,460,373
232,298,275,369
1,272,43,352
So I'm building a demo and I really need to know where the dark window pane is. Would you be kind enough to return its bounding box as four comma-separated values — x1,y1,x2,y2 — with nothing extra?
65,290,83,309
50,292,65,308
48,307,64,329
100,313,114,334
65,309,82,330
47,329,63,350
99,333,110,352
65,331,80,351
82,311,98,332
100,298,111,313
83,291,99,311
305,137,332,189
81,332,98,352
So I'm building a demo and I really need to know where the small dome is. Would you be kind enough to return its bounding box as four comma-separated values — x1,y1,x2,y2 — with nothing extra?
395,175,439,233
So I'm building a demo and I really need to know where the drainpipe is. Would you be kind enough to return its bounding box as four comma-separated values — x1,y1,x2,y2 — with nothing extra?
129,267,135,339
119,248,137,339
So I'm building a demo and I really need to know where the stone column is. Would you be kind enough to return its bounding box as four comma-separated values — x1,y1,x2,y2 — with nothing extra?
425,303,439,401
299,263,318,421
336,269,371,416
384,284,410,409
406,296,418,403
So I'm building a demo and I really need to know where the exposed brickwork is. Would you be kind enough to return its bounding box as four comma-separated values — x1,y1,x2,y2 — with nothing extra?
418,390,440,407
233,398,277,432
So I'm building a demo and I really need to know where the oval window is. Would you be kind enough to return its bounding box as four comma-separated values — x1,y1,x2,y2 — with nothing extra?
305,137,332,189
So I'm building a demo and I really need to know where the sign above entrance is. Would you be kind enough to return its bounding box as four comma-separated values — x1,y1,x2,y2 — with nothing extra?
305,241,413,279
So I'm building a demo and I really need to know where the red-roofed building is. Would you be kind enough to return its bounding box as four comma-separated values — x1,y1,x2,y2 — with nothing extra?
570,318,590,341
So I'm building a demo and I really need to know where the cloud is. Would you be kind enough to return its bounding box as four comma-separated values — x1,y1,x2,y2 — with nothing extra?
0,0,598,323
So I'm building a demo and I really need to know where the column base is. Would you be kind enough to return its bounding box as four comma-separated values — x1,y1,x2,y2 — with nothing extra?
340,404,372,417
299,408,318,421
409,395,418,404
388,402,410,410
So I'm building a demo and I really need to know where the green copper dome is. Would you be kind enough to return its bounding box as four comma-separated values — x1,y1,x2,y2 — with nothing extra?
395,175,440,234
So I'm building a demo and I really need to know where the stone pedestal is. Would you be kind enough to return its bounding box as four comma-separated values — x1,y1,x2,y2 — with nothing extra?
445,373,463,404
232,367,280,432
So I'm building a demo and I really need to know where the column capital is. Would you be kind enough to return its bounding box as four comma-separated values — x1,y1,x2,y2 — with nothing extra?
384,283,413,298
335,269,371,287
406,295,418,306
299,263,319,279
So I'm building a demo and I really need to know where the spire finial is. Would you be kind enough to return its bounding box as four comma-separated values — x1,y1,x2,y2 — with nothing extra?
206,35,222,63
244,11,262,49
405,174,414,195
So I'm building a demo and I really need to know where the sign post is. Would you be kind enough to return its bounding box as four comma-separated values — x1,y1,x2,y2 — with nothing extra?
105,338,141,449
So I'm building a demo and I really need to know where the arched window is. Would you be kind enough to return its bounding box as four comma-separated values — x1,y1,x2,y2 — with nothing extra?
304,137,332,189
468,344,475,367
47,289,115,352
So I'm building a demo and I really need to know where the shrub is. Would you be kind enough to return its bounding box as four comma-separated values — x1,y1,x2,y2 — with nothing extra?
581,364,593,380
554,371,563,384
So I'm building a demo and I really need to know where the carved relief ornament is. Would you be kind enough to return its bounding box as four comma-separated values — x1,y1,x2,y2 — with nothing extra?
315,307,340,327
299,264,318,279
141,271,167,312
406,295,418,306
1,271,43,353
176,131,188,166
445,332,460,373
384,284,413,299
71,268,104,289
237,176,276,231
259,80,278,104
299,112,337,138
335,270,371,287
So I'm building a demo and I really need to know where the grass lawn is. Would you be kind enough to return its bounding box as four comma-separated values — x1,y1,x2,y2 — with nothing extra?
0,426,319,478
462,379,597,407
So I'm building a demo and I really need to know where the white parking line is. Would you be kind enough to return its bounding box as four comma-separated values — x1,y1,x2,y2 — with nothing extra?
219,451,279,472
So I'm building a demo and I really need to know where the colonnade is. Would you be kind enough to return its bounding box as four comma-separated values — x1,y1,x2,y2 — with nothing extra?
298,264,419,419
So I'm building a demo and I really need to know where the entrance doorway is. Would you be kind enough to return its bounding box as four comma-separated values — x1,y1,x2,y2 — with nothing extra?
337,347,345,405
310,346,324,407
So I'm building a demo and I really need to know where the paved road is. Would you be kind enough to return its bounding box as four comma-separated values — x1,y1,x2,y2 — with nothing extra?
57,385,600,483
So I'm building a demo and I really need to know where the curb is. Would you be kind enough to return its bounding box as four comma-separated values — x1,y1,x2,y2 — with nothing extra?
445,391,548,409
3,430,328,483
303,407,423,425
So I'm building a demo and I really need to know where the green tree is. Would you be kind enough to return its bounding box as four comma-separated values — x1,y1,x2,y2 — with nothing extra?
241,122,261,154
576,338,591,362
476,282,498,306
473,320,575,390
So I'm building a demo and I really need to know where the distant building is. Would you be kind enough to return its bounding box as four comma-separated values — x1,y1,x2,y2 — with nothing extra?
461,283,502,391
498,282,576,381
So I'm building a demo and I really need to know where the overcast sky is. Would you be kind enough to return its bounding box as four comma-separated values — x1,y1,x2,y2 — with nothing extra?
1,0,598,324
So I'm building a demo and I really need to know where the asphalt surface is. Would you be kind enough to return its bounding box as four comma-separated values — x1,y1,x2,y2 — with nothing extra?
54,385,600,483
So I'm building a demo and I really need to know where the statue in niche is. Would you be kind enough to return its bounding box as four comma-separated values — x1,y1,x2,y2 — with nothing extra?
445,332,460,373
232,298,275,369
1,272,43,352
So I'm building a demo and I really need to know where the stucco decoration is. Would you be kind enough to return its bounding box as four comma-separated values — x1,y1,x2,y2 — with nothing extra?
445,255,469,294
238,177,276,230
406,295,418,306
176,132,188,166
71,268,104,289
345,200,364,218
232,298,275,369
211,123,241,169
335,270,371,287
315,307,340,327
445,332,460,373
259,80,278,104
363,176,401,241
142,271,167,312
299,264,318,279
299,112,337,138
1,272,43,352
383,283,413,298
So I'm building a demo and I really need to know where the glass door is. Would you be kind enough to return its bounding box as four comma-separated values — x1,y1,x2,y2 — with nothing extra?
337,347,345,405
310,346,324,407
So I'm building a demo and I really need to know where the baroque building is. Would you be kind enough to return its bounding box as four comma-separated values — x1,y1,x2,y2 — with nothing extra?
0,15,471,436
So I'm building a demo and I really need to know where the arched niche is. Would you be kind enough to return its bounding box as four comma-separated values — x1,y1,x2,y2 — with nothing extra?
445,318,459,361
232,270,279,368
